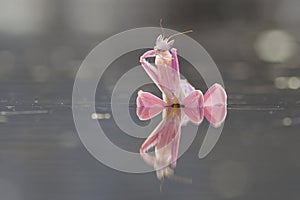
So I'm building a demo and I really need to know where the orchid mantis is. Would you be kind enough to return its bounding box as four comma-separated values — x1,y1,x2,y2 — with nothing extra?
137,28,227,181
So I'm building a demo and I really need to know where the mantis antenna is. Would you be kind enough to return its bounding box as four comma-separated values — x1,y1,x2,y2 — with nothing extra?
160,18,165,38
167,30,193,41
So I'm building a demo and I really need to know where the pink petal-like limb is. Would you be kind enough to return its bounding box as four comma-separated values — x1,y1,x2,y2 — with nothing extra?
140,108,182,180
203,84,227,127
204,105,227,128
204,83,227,107
140,50,160,88
182,90,204,124
136,90,166,120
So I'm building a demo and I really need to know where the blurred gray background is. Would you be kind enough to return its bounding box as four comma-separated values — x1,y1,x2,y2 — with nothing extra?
0,0,299,200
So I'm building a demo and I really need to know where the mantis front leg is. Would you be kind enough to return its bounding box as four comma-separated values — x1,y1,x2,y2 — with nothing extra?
140,50,159,85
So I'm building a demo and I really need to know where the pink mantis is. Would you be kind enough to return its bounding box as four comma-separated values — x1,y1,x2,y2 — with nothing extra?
137,30,227,181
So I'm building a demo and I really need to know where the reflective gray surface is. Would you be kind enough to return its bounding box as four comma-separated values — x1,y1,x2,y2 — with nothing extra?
0,0,300,199
1,82,299,200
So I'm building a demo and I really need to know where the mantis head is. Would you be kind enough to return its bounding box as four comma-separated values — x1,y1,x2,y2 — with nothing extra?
154,34,174,51
154,29,193,52
154,19,192,52
154,19,192,51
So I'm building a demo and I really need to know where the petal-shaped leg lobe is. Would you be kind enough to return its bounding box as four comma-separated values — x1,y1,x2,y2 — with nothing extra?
204,83,227,107
183,90,204,124
204,105,227,128
136,91,166,120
